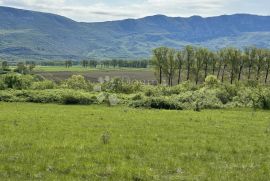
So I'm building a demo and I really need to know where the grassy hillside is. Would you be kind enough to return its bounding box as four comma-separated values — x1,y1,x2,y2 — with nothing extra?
0,102,270,180
0,6,270,60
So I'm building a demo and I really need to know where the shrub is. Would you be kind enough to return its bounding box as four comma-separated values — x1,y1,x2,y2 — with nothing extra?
204,75,220,88
102,78,142,94
253,89,270,110
61,91,97,105
31,80,55,90
25,90,63,103
130,96,183,110
0,77,5,90
146,97,183,110
2,73,33,89
62,75,92,90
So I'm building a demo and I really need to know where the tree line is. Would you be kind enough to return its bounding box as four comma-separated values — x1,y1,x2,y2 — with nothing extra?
38,59,149,68
81,59,149,68
151,46,270,86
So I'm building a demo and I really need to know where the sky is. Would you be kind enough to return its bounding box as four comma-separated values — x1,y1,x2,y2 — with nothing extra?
0,0,269,22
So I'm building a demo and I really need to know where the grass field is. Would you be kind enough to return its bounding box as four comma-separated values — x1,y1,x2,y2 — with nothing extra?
0,103,270,180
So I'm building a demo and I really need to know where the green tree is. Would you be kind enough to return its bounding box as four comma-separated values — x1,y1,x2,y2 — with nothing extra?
176,50,184,84
211,52,218,75
255,48,266,81
151,47,169,84
183,45,195,81
226,48,241,84
218,49,228,82
237,51,245,81
1,61,9,71
164,48,177,86
264,50,270,84
194,47,208,84
244,47,256,80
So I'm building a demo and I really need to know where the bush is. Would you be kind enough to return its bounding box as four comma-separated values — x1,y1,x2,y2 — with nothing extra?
102,78,142,94
2,73,34,89
62,75,92,90
61,91,97,105
31,80,55,90
130,96,183,110
252,89,270,110
0,77,5,90
25,90,63,103
204,75,220,88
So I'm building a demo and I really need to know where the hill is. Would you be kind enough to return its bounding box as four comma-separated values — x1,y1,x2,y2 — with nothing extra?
0,6,270,60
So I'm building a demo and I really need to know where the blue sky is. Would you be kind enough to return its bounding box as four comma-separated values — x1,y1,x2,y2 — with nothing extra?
0,0,269,22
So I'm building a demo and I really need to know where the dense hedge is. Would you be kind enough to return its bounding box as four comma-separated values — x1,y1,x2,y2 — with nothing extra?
0,73,270,110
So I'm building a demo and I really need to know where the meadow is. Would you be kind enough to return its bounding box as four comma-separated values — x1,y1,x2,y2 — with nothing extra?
0,102,270,180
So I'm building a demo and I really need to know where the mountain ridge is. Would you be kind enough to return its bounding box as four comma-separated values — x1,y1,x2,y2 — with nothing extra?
0,6,270,60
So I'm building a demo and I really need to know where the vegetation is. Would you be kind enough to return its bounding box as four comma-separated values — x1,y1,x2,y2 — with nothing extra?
38,59,149,69
0,73,270,110
1,102,270,180
151,46,270,85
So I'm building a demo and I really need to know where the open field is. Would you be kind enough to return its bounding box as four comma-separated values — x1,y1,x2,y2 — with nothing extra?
0,102,270,180
34,66,151,72
34,66,155,83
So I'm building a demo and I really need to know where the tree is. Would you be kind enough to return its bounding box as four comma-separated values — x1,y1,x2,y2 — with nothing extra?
264,50,270,84
1,61,9,71
218,49,228,82
255,48,266,81
176,50,184,84
194,47,208,84
151,47,169,84
81,60,88,68
237,52,245,81
112,59,118,68
203,48,212,79
183,45,195,81
65,60,72,68
164,48,177,86
244,47,256,80
211,52,218,75
89,60,98,68
226,48,241,84
15,62,28,74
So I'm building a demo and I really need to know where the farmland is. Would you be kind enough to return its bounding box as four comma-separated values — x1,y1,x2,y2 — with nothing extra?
1,102,270,180
34,66,155,83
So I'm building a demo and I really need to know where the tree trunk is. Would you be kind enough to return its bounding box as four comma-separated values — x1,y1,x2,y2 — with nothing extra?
204,63,208,79
221,65,227,83
187,64,190,81
257,67,261,81
238,65,243,81
230,69,234,84
265,64,269,84
177,66,181,84
159,67,162,84
217,64,222,79
248,65,252,80
195,71,199,85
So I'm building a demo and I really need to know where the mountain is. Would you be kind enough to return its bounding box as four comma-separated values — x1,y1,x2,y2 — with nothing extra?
0,6,270,60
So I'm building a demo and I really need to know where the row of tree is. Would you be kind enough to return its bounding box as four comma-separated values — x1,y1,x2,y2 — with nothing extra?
81,59,149,68
0,61,36,74
151,46,270,86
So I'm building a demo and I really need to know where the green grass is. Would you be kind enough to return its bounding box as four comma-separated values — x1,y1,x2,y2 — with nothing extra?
0,102,270,180
34,66,151,72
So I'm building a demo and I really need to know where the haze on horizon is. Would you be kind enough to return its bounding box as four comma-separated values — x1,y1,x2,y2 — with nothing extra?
0,0,269,22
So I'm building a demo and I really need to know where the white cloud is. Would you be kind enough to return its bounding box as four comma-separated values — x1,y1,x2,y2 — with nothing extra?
0,0,268,22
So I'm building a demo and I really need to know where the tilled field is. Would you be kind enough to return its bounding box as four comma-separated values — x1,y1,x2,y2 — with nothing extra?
35,70,156,83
